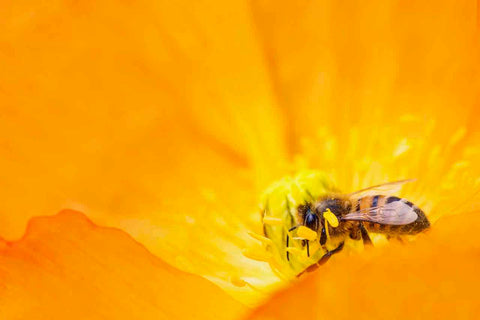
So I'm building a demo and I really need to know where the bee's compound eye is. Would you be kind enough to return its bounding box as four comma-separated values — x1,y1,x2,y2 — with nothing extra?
305,213,319,231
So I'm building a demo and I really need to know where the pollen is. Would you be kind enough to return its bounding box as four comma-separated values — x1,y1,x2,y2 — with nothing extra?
296,226,317,241
323,208,339,227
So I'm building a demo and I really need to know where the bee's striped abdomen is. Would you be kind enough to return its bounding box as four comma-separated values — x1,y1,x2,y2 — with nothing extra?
353,195,430,235
384,196,430,234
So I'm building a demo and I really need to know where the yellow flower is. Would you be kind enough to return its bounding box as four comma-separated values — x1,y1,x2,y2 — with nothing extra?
0,0,479,318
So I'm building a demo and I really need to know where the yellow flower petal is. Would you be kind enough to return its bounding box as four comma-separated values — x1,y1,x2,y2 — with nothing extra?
0,210,245,319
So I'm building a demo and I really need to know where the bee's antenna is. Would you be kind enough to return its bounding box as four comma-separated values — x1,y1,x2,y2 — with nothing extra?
305,189,316,202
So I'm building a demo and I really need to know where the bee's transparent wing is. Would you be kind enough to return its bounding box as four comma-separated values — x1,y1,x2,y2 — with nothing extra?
346,179,416,198
342,200,418,225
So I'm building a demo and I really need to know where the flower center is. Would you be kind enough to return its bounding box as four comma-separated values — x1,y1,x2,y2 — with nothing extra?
243,170,343,278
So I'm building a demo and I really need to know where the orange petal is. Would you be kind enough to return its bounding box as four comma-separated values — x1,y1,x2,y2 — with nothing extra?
252,0,479,142
0,210,245,319
0,0,288,233
0,0,287,302
247,211,480,319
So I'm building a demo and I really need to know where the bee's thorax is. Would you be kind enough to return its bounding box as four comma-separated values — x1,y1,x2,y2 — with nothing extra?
314,197,350,219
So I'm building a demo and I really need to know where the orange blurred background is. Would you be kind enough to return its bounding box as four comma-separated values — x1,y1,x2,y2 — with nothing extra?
0,0,479,317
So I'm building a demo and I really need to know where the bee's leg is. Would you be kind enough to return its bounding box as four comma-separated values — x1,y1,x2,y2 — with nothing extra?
317,241,344,266
300,241,345,275
387,235,404,244
319,223,330,256
286,225,300,261
319,226,327,246
286,233,290,261
359,222,373,246
349,227,361,240
306,240,310,257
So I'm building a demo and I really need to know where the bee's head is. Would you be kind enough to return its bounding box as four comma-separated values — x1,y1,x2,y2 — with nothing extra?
298,203,320,231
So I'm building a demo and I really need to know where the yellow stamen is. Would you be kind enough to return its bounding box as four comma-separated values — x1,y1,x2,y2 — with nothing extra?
268,260,292,281
230,277,247,287
247,231,273,246
262,216,283,225
448,126,466,147
296,226,317,241
393,138,411,157
242,247,273,262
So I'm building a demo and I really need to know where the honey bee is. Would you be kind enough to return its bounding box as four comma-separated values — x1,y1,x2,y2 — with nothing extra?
286,179,430,271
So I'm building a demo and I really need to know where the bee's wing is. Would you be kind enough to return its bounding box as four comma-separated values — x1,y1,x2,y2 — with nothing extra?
342,200,418,225
346,179,416,198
